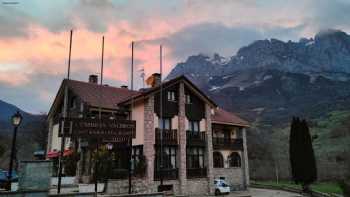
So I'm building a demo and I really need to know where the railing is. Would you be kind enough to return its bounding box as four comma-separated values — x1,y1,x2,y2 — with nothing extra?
155,129,178,145
154,168,179,180
212,138,243,150
186,167,207,179
186,131,206,146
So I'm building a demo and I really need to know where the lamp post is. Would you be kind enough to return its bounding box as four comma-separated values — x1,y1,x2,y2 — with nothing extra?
7,111,22,191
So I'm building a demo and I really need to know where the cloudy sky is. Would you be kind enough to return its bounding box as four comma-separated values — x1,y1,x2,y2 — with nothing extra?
1,0,350,113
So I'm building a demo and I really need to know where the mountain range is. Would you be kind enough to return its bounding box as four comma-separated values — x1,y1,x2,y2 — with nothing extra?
167,29,350,180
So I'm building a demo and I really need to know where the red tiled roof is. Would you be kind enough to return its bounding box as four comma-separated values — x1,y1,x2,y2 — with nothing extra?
212,108,249,127
66,79,141,109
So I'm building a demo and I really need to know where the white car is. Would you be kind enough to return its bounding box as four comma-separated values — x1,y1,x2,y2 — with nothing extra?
214,179,230,195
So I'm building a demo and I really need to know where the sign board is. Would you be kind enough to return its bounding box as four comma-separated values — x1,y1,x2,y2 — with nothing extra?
59,118,136,139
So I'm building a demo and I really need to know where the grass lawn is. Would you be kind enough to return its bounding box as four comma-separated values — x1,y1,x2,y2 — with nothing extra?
254,180,343,195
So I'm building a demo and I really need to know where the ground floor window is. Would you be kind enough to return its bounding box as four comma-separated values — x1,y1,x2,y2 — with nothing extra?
186,147,204,169
228,152,241,167
213,152,224,168
155,146,177,169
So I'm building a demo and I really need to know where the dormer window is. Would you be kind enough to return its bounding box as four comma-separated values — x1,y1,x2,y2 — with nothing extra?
185,94,191,104
167,91,176,102
70,96,77,109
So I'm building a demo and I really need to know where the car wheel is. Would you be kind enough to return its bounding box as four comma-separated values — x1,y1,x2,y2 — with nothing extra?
215,189,220,196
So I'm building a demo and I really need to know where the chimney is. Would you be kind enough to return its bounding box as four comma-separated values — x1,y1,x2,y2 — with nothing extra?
146,73,161,88
89,75,98,84
121,85,128,89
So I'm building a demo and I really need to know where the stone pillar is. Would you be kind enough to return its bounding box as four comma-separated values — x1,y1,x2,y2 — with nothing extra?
205,104,215,194
178,82,187,194
46,118,54,155
144,96,155,185
242,128,250,187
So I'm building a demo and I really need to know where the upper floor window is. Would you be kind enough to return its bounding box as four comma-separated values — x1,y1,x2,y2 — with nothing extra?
159,118,171,130
70,96,77,109
185,94,191,104
189,121,200,133
167,91,176,102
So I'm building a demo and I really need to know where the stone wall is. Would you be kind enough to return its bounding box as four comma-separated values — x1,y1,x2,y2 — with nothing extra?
106,179,180,195
212,168,244,190
106,178,156,194
143,96,155,185
178,83,187,194
186,178,209,195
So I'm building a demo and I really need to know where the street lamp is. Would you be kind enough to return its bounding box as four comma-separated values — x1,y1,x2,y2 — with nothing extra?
6,111,22,190
106,143,113,151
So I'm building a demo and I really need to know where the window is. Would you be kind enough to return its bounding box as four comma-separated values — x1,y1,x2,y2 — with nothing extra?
185,94,191,104
155,146,177,169
228,152,241,167
189,121,200,133
187,147,205,169
213,152,224,168
70,96,77,109
167,91,176,101
131,145,143,171
159,118,171,130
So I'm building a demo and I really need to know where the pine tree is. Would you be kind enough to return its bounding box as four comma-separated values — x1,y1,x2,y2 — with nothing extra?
289,117,317,192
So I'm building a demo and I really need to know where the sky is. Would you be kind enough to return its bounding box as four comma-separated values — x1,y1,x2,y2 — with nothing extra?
1,0,350,113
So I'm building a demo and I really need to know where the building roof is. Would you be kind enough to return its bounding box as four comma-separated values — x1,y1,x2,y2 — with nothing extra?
212,108,249,127
118,75,217,107
48,79,140,118
48,76,249,128
65,79,140,109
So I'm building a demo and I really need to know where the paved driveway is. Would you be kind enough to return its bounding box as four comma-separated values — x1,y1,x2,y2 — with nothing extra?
226,188,303,197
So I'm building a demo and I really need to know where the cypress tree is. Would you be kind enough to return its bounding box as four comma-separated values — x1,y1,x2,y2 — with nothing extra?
289,117,317,192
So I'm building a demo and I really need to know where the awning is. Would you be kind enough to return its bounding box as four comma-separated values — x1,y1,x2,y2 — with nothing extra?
47,151,59,158
47,149,73,158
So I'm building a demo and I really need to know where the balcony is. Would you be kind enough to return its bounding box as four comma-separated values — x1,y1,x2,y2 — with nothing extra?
155,129,178,145
154,168,178,180
186,131,206,146
186,167,207,179
212,138,243,150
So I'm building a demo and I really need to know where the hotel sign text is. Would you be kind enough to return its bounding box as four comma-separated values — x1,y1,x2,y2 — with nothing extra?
59,118,136,138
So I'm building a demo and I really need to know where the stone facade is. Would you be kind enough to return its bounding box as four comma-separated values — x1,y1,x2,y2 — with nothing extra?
178,83,187,194
186,178,209,195
212,168,244,190
205,104,215,195
242,128,250,186
144,96,155,185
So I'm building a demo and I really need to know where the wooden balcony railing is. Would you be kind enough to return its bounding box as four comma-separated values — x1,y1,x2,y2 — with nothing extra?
155,128,178,145
186,131,206,146
186,167,207,179
212,138,243,150
154,168,179,180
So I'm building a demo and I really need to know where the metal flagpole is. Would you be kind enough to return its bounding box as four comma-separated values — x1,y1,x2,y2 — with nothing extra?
128,41,134,194
95,36,104,195
58,29,73,194
159,45,164,187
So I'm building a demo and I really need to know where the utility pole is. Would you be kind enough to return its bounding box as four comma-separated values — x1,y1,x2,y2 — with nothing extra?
58,29,73,194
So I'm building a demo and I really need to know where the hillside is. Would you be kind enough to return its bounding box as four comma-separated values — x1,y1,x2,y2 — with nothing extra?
0,100,47,169
167,29,350,180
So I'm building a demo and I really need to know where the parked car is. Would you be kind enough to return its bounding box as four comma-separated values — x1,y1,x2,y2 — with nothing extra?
0,170,18,188
214,179,230,195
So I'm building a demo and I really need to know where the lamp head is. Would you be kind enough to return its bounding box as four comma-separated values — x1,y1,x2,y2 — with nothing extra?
11,111,22,127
